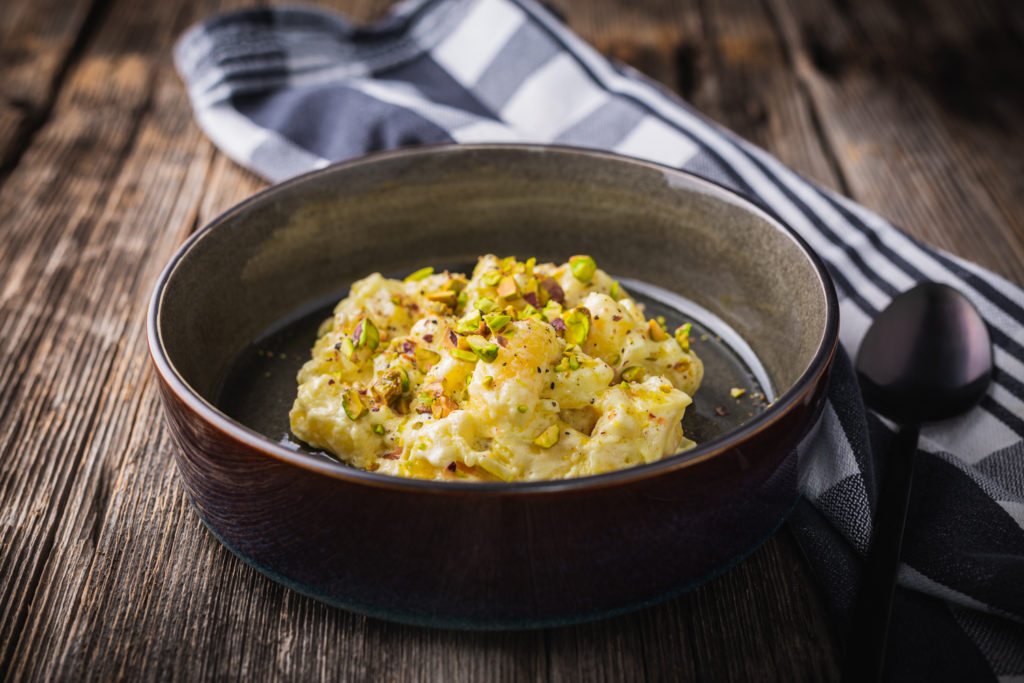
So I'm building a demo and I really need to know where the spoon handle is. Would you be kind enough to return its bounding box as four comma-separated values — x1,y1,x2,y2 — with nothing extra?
842,423,920,683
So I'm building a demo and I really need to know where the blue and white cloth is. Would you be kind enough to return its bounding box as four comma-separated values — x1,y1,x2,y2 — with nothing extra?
175,0,1024,677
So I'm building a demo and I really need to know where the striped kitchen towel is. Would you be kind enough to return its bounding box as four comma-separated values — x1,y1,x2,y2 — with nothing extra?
174,0,1024,678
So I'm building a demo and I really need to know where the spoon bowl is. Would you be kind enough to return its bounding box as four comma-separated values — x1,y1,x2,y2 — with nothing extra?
844,281,993,682
856,282,993,424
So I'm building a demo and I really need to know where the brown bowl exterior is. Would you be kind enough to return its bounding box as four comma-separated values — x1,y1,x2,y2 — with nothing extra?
148,144,838,628
157,364,827,628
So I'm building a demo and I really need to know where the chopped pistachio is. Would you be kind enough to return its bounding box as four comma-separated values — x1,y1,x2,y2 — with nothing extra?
426,290,457,307
568,355,580,371
431,395,458,419
484,313,511,333
497,275,518,298
355,318,380,349
554,359,567,372
621,366,645,383
456,290,468,310
341,389,367,420
373,424,385,435
404,266,434,282
675,323,692,352
516,404,528,413
562,307,591,346
542,301,562,321
474,297,496,313
455,309,483,334
414,347,440,370
730,387,747,398
445,274,468,291
340,337,355,360
609,281,621,300
482,270,502,287
481,375,494,389
524,257,536,273
648,319,669,342
451,348,478,363
371,369,404,405
399,368,410,392
533,424,560,448
569,255,597,283
466,335,499,363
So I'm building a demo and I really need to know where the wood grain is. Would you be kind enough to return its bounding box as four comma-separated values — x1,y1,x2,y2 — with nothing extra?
0,0,104,173
769,0,1024,285
0,0,1020,680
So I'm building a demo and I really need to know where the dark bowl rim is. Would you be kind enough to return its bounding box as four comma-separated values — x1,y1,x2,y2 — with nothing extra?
147,143,840,495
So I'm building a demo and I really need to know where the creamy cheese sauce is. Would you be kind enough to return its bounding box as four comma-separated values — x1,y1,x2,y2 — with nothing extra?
289,255,703,481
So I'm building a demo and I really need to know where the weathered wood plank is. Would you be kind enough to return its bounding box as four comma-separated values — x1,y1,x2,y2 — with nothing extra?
0,0,103,170
0,0,208,675
769,0,1024,285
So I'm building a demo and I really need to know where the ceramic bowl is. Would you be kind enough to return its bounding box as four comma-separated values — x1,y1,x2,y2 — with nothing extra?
148,144,838,628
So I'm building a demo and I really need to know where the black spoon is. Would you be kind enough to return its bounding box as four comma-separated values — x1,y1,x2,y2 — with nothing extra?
843,282,993,682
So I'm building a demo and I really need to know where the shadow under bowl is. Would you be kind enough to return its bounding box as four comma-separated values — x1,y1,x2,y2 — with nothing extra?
147,144,838,629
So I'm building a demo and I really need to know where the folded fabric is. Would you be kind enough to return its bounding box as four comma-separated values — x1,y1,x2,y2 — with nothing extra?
174,0,1024,677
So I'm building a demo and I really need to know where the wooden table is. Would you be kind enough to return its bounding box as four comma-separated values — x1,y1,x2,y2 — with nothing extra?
1,0,1021,679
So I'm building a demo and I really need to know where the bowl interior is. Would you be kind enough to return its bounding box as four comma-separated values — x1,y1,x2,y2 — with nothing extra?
156,145,830,465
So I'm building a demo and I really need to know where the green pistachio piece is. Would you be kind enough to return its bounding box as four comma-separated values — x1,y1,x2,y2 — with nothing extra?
730,387,746,398
340,337,355,360
399,368,410,392
568,355,580,371
482,270,502,287
542,301,562,321
484,313,511,333
516,404,528,413
373,424,385,435
426,290,457,307
355,318,379,349
562,307,591,346
341,389,367,420
482,376,494,389
414,347,440,370
524,257,536,273
648,319,669,342
675,323,692,353
455,309,483,335
621,366,644,383
450,348,478,363
405,266,434,282
533,424,560,448
466,335,499,363
497,276,518,299
474,297,496,313
609,281,621,300
371,369,404,405
569,255,596,283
